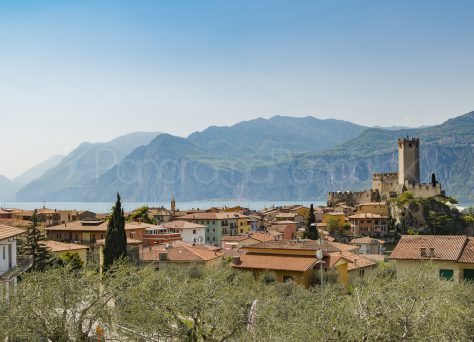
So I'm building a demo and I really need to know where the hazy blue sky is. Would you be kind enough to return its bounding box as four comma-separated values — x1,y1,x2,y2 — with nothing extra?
1,0,473,178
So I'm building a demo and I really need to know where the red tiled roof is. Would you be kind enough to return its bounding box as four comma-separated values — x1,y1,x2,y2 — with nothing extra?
222,235,248,242
233,254,318,272
350,237,386,245
349,213,388,219
458,237,474,263
157,220,206,230
45,221,152,232
0,224,26,240
391,235,468,261
42,240,89,252
327,252,377,270
245,240,357,253
249,233,275,242
141,243,223,262
179,212,248,220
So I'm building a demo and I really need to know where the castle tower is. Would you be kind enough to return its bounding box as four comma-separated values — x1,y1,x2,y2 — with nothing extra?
398,137,420,185
171,195,176,213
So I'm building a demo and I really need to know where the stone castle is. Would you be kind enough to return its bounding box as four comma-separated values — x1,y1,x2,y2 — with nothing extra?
328,137,444,206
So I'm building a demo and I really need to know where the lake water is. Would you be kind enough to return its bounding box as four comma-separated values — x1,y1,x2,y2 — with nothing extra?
3,200,472,213
1,200,328,213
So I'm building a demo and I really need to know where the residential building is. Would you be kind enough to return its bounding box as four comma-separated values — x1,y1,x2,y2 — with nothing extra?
148,207,173,224
274,213,305,228
334,204,355,216
45,220,149,244
323,212,346,229
348,213,388,236
327,251,377,283
350,237,385,254
232,240,367,288
390,235,474,282
140,241,223,269
221,232,276,250
0,225,28,295
42,240,89,264
143,221,206,246
58,210,96,224
178,212,250,246
268,221,297,240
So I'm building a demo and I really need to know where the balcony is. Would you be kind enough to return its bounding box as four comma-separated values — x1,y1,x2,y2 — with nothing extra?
0,256,33,282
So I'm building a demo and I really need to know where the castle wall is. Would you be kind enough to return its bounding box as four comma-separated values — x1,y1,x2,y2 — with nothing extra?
327,190,381,207
372,172,400,200
405,183,443,199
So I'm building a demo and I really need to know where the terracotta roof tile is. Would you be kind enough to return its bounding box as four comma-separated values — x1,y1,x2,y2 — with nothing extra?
42,240,89,252
458,237,474,263
391,235,468,261
350,237,386,245
157,220,206,229
179,212,248,220
45,221,153,232
141,242,222,262
349,213,388,219
0,224,26,240
233,254,318,272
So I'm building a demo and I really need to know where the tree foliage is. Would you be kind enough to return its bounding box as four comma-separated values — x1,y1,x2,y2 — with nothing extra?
58,252,84,272
103,193,127,271
1,263,473,341
129,206,157,225
19,209,55,272
304,204,319,240
327,217,339,234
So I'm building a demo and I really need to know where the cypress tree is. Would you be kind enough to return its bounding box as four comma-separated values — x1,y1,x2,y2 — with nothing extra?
431,173,437,186
21,210,54,272
305,204,319,240
103,193,127,271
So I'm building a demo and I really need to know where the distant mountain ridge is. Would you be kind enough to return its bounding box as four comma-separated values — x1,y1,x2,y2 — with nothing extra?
16,132,161,201
188,116,367,158
12,112,474,202
14,154,65,185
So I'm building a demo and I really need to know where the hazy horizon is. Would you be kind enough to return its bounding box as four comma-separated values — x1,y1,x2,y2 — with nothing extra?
2,0,474,178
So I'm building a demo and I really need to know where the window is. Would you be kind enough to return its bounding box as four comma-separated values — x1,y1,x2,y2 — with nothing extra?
240,222,243,226
207,221,209,224
2,246,5,260
193,229,196,234
359,269,365,277
283,275,294,283
212,237,215,241
439,269,454,281
240,229,243,234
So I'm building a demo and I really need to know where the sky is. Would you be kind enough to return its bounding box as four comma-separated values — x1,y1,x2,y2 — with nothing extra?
1,0,473,179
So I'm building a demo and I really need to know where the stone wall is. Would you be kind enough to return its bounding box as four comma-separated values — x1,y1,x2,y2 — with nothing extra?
372,172,400,199
327,190,381,207
405,183,443,199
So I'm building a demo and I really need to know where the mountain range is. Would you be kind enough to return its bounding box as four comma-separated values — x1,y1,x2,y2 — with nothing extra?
4,112,474,202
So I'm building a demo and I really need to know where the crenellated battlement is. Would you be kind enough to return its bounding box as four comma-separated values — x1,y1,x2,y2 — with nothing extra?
398,137,420,145
372,172,398,179
327,189,381,207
